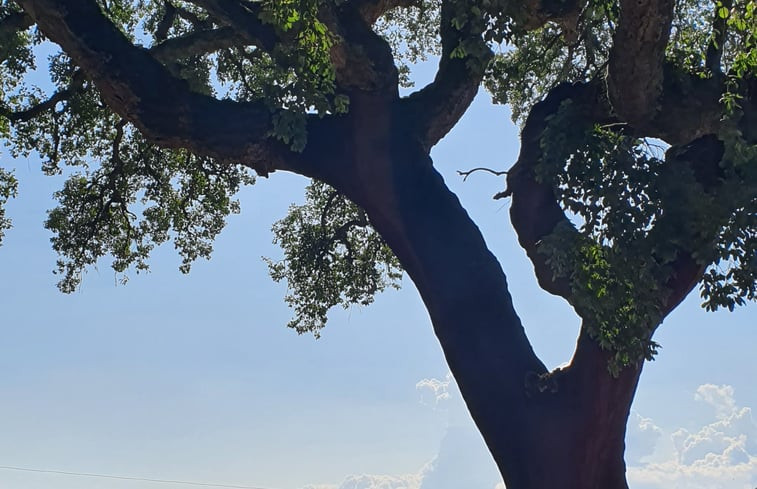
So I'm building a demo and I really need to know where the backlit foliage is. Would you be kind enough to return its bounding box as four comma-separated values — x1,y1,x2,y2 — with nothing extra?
265,182,402,335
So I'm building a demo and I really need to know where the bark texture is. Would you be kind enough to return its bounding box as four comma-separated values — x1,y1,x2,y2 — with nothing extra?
302,87,645,489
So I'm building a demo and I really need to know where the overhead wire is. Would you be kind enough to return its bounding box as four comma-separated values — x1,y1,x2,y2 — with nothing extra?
0,464,278,489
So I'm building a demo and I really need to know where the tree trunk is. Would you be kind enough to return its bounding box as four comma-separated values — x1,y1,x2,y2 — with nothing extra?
314,100,644,488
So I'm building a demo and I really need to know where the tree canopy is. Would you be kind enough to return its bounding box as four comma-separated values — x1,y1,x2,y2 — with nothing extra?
1,0,756,487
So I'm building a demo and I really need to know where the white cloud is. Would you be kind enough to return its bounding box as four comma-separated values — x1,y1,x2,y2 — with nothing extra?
307,383,757,489
311,374,504,489
325,424,503,489
626,412,664,465
695,384,738,420
415,374,452,407
628,458,757,489
418,425,501,489
628,384,757,489
333,474,421,489
414,373,503,488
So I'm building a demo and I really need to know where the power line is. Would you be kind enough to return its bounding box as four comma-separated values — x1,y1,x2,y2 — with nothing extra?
0,464,276,489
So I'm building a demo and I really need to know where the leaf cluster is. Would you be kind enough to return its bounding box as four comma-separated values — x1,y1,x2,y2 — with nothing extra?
374,0,441,87
535,96,757,370
484,0,614,123
536,105,668,371
45,124,253,292
1,41,253,291
264,182,402,335
0,166,17,245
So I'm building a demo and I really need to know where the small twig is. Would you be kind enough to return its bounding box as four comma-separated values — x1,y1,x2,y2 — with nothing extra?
597,122,629,131
457,167,508,182
0,70,85,123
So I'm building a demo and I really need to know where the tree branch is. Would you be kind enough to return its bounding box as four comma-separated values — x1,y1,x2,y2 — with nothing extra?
649,64,724,144
705,0,731,75
149,26,246,63
506,78,730,319
18,0,300,177
350,0,418,24
328,3,399,93
606,0,675,127
649,135,726,316
457,167,507,182
184,0,279,51
401,0,490,151
508,83,614,307
0,70,85,122
0,10,34,38
153,1,177,42
508,0,588,31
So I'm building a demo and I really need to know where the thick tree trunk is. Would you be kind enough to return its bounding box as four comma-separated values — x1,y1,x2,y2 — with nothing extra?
311,96,643,488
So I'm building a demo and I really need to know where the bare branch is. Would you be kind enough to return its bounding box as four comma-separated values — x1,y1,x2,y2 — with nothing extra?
457,167,507,182
651,64,724,144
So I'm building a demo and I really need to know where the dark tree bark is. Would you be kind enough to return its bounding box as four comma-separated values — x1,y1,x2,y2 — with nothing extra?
297,85,646,488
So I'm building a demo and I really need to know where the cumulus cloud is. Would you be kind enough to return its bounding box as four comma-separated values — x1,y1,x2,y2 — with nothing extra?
628,384,757,489
628,459,757,489
695,384,738,420
306,381,754,489
304,373,504,489
626,412,664,465
418,425,501,489
334,474,421,489
414,373,503,489
415,374,452,407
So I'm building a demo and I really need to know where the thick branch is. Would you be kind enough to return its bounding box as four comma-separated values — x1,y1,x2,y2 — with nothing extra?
705,0,731,75
327,4,399,93
507,82,610,306
331,132,547,486
350,0,418,24
607,0,675,126
650,64,724,144
0,10,34,37
154,1,177,42
508,0,588,31
185,0,279,51
150,26,246,63
651,135,726,315
401,0,490,151
18,0,296,176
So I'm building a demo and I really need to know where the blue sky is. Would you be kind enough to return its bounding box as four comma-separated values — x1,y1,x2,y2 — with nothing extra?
0,61,756,489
